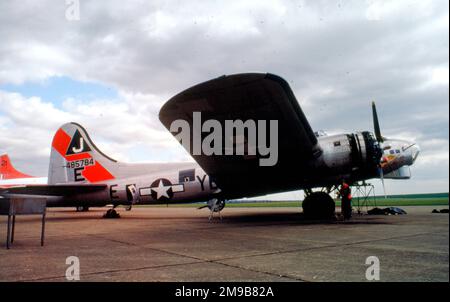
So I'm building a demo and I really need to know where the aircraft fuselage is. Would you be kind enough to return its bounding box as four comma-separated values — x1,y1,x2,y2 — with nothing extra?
46,130,409,208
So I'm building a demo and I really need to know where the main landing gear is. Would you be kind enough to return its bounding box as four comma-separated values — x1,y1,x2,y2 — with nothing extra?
198,198,226,221
302,190,336,220
208,198,225,221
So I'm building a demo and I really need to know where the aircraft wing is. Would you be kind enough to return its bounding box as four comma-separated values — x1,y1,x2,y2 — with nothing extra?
0,184,107,196
159,73,322,199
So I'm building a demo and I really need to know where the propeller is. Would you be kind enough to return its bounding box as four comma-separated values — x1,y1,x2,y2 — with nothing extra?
372,101,387,198
372,101,384,143
378,166,387,199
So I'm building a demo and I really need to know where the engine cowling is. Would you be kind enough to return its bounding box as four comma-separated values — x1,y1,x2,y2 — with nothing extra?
318,131,382,180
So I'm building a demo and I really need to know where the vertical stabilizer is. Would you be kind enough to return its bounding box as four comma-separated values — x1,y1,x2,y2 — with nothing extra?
48,123,117,184
0,154,34,180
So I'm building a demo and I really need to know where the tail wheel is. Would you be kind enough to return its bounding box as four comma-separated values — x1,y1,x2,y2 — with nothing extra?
208,199,225,212
302,192,335,219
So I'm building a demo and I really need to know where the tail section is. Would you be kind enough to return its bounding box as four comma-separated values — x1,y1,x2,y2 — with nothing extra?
49,123,117,184
0,154,34,180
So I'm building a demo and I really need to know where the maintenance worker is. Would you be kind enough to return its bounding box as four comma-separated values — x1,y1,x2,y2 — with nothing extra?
339,179,352,219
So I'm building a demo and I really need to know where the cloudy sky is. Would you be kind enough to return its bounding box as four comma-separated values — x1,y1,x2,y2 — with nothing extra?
0,0,448,198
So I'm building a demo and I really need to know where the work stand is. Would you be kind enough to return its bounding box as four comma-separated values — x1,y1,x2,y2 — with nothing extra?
352,181,377,214
0,198,47,249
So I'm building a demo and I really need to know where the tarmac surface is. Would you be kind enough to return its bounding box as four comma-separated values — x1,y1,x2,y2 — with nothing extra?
0,206,448,282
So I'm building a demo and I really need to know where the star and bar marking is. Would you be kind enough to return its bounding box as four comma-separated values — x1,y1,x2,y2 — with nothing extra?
139,178,184,201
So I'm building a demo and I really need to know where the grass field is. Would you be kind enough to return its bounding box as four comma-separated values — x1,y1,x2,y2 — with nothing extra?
227,198,449,207
137,193,448,208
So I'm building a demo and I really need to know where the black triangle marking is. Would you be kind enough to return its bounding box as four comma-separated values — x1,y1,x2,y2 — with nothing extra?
66,129,92,155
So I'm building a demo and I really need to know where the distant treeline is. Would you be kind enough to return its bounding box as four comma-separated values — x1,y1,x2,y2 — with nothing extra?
229,192,449,204
375,192,449,199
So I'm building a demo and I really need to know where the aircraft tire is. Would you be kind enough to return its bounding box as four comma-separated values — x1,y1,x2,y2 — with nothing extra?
103,209,121,219
302,192,335,219
207,199,225,212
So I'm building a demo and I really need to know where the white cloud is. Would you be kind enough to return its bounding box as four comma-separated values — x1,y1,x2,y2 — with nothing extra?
0,89,190,175
430,66,450,86
0,0,448,194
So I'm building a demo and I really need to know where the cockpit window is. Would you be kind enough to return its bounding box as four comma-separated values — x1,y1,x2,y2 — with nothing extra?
395,149,400,154
390,150,395,155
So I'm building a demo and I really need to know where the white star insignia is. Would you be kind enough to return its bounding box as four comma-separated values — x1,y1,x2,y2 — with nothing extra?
151,180,171,199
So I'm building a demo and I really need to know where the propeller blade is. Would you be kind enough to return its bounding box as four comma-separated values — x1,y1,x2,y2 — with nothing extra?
372,101,384,143
378,166,387,199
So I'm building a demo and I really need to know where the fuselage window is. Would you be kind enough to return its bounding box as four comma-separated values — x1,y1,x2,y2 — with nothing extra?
179,169,196,183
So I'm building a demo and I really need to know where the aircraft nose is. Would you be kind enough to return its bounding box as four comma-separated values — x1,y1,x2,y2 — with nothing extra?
411,144,420,163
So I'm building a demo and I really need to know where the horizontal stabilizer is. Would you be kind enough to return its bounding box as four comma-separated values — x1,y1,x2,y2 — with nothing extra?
0,184,107,196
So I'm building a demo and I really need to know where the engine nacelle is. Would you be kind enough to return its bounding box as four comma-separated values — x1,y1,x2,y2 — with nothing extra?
318,131,382,179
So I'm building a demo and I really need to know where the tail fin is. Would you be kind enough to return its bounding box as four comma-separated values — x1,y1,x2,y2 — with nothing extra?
0,154,34,179
48,122,117,184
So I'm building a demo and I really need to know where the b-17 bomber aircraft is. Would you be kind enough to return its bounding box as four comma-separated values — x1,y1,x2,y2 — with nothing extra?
0,73,420,219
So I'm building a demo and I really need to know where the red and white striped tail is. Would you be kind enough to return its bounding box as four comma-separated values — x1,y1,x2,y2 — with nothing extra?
48,123,117,185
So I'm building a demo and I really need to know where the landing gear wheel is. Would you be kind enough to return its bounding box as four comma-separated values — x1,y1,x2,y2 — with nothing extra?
207,199,225,221
208,199,225,212
302,192,335,219
103,208,121,219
